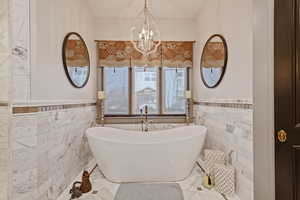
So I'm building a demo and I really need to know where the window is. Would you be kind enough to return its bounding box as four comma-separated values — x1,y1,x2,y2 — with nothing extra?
97,41,193,122
133,67,159,114
103,67,129,115
163,67,187,114
102,66,189,116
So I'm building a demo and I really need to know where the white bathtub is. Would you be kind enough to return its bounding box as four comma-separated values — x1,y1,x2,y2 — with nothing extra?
86,125,207,183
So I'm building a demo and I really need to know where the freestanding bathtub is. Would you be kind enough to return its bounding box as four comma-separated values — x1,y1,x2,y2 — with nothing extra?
86,125,207,183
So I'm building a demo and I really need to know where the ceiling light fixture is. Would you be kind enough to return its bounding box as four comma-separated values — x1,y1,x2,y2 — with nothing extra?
130,0,161,57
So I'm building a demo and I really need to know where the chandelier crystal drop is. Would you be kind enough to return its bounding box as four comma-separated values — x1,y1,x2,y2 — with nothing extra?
130,0,161,57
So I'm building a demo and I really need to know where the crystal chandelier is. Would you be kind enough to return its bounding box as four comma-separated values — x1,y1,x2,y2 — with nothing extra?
130,0,161,57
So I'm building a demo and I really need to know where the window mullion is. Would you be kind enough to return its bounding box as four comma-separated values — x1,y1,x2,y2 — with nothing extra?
100,67,104,91
187,67,190,90
129,67,132,115
159,67,163,115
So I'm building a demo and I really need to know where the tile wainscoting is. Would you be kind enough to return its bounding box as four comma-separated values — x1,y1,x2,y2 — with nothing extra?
7,99,252,200
0,106,10,200
10,105,96,200
12,103,96,114
193,101,253,200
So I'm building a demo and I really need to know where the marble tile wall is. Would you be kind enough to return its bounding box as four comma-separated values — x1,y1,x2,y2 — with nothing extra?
10,106,96,200
0,107,9,200
193,104,253,200
7,1,99,200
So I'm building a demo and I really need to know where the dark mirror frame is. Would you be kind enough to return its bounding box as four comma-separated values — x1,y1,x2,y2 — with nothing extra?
200,34,228,88
62,32,90,88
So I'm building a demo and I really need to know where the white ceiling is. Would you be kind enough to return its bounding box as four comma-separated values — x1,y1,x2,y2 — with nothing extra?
87,0,204,19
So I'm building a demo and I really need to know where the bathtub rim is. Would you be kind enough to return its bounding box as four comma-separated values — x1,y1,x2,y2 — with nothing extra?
86,125,207,145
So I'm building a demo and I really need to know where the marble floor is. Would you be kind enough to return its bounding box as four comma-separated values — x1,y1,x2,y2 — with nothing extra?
58,166,240,200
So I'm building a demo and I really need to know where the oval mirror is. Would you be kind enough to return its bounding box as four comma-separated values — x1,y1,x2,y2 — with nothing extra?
62,32,90,88
200,34,228,88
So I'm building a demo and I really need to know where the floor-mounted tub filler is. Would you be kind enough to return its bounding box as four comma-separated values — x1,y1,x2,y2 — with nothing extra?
86,126,207,183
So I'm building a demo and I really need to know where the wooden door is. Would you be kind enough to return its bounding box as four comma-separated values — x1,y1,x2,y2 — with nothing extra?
275,0,300,199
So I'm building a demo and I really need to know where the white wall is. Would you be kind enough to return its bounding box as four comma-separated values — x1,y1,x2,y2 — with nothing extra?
0,1,10,199
29,0,97,104
193,0,253,102
95,18,196,41
193,1,254,199
0,0,10,103
253,0,275,199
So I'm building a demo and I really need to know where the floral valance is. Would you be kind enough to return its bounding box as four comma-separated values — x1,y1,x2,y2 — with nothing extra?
96,41,194,68
162,42,193,68
97,41,131,67
130,42,162,67
66,40,89,67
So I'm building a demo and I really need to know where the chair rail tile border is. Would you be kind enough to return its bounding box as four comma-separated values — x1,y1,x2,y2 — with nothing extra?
193,101,253,109
12,103,96,114
0,103,9,107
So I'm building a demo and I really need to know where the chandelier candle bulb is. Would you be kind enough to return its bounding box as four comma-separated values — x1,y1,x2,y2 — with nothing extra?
98,91,106,100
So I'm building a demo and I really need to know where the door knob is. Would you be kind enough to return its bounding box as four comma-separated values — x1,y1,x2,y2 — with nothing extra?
278,129,287,143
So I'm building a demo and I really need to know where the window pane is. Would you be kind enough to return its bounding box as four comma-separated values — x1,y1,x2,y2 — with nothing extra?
104,67,129,115
133,67,159,114
163,67,187,114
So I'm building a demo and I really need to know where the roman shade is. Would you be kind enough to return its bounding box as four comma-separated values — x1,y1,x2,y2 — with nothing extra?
97,41,131,67
162,42,193,68
130,42,162,67
96,40,194,68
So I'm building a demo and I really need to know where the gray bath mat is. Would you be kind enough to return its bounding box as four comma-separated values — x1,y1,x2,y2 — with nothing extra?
114,183,184,200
